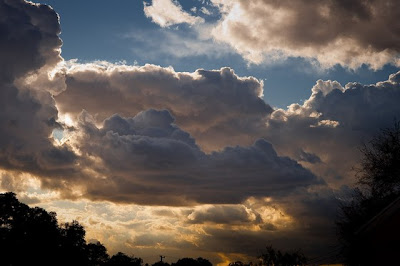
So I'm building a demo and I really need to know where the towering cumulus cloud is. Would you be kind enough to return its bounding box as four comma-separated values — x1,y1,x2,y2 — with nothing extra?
0,0,76,183
211,0,400,68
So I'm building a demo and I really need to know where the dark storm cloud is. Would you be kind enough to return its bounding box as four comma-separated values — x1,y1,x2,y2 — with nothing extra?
76,109,321,205
211,0,400,68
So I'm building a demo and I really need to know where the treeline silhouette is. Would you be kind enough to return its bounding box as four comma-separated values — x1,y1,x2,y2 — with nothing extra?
0,192,144,266
0,192,307,266
336,121,400,265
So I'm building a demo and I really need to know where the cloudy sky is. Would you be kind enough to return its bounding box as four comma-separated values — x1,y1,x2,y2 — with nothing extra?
1,0,400,264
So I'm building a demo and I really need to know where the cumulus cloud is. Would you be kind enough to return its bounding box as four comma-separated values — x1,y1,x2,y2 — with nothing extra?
52,58,400,190
209,0,400,68
144,0,204,27
56,62,271,151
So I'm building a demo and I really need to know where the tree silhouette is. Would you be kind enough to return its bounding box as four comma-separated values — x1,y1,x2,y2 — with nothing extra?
258,245,307,266
60,220,89,265
87,241,110,266
337,121,400,265
357,121,400,197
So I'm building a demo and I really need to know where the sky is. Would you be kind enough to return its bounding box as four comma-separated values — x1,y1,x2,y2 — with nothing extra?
1,0,400,264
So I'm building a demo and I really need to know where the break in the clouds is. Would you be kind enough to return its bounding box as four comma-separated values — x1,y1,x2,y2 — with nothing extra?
144,0,204,27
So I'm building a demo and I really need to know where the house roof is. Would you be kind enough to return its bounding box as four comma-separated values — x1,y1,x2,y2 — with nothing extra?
355,195,400,236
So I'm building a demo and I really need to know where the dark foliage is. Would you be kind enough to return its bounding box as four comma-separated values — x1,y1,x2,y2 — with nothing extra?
88,241,110,266
357,121,400,197
258,245,307,266
171,257,212,266
337,121,400,265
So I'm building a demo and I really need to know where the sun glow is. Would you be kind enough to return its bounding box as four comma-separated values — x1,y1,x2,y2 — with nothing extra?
63,114,74,127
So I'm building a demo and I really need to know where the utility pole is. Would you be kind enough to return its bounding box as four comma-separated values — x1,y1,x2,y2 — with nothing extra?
160,255,165,263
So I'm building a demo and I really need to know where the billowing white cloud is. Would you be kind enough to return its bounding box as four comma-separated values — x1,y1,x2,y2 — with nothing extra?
209,0,400,68
144,0,204,27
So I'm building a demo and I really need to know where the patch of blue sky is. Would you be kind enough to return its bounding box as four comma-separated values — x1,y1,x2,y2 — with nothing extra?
52,128,64,142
